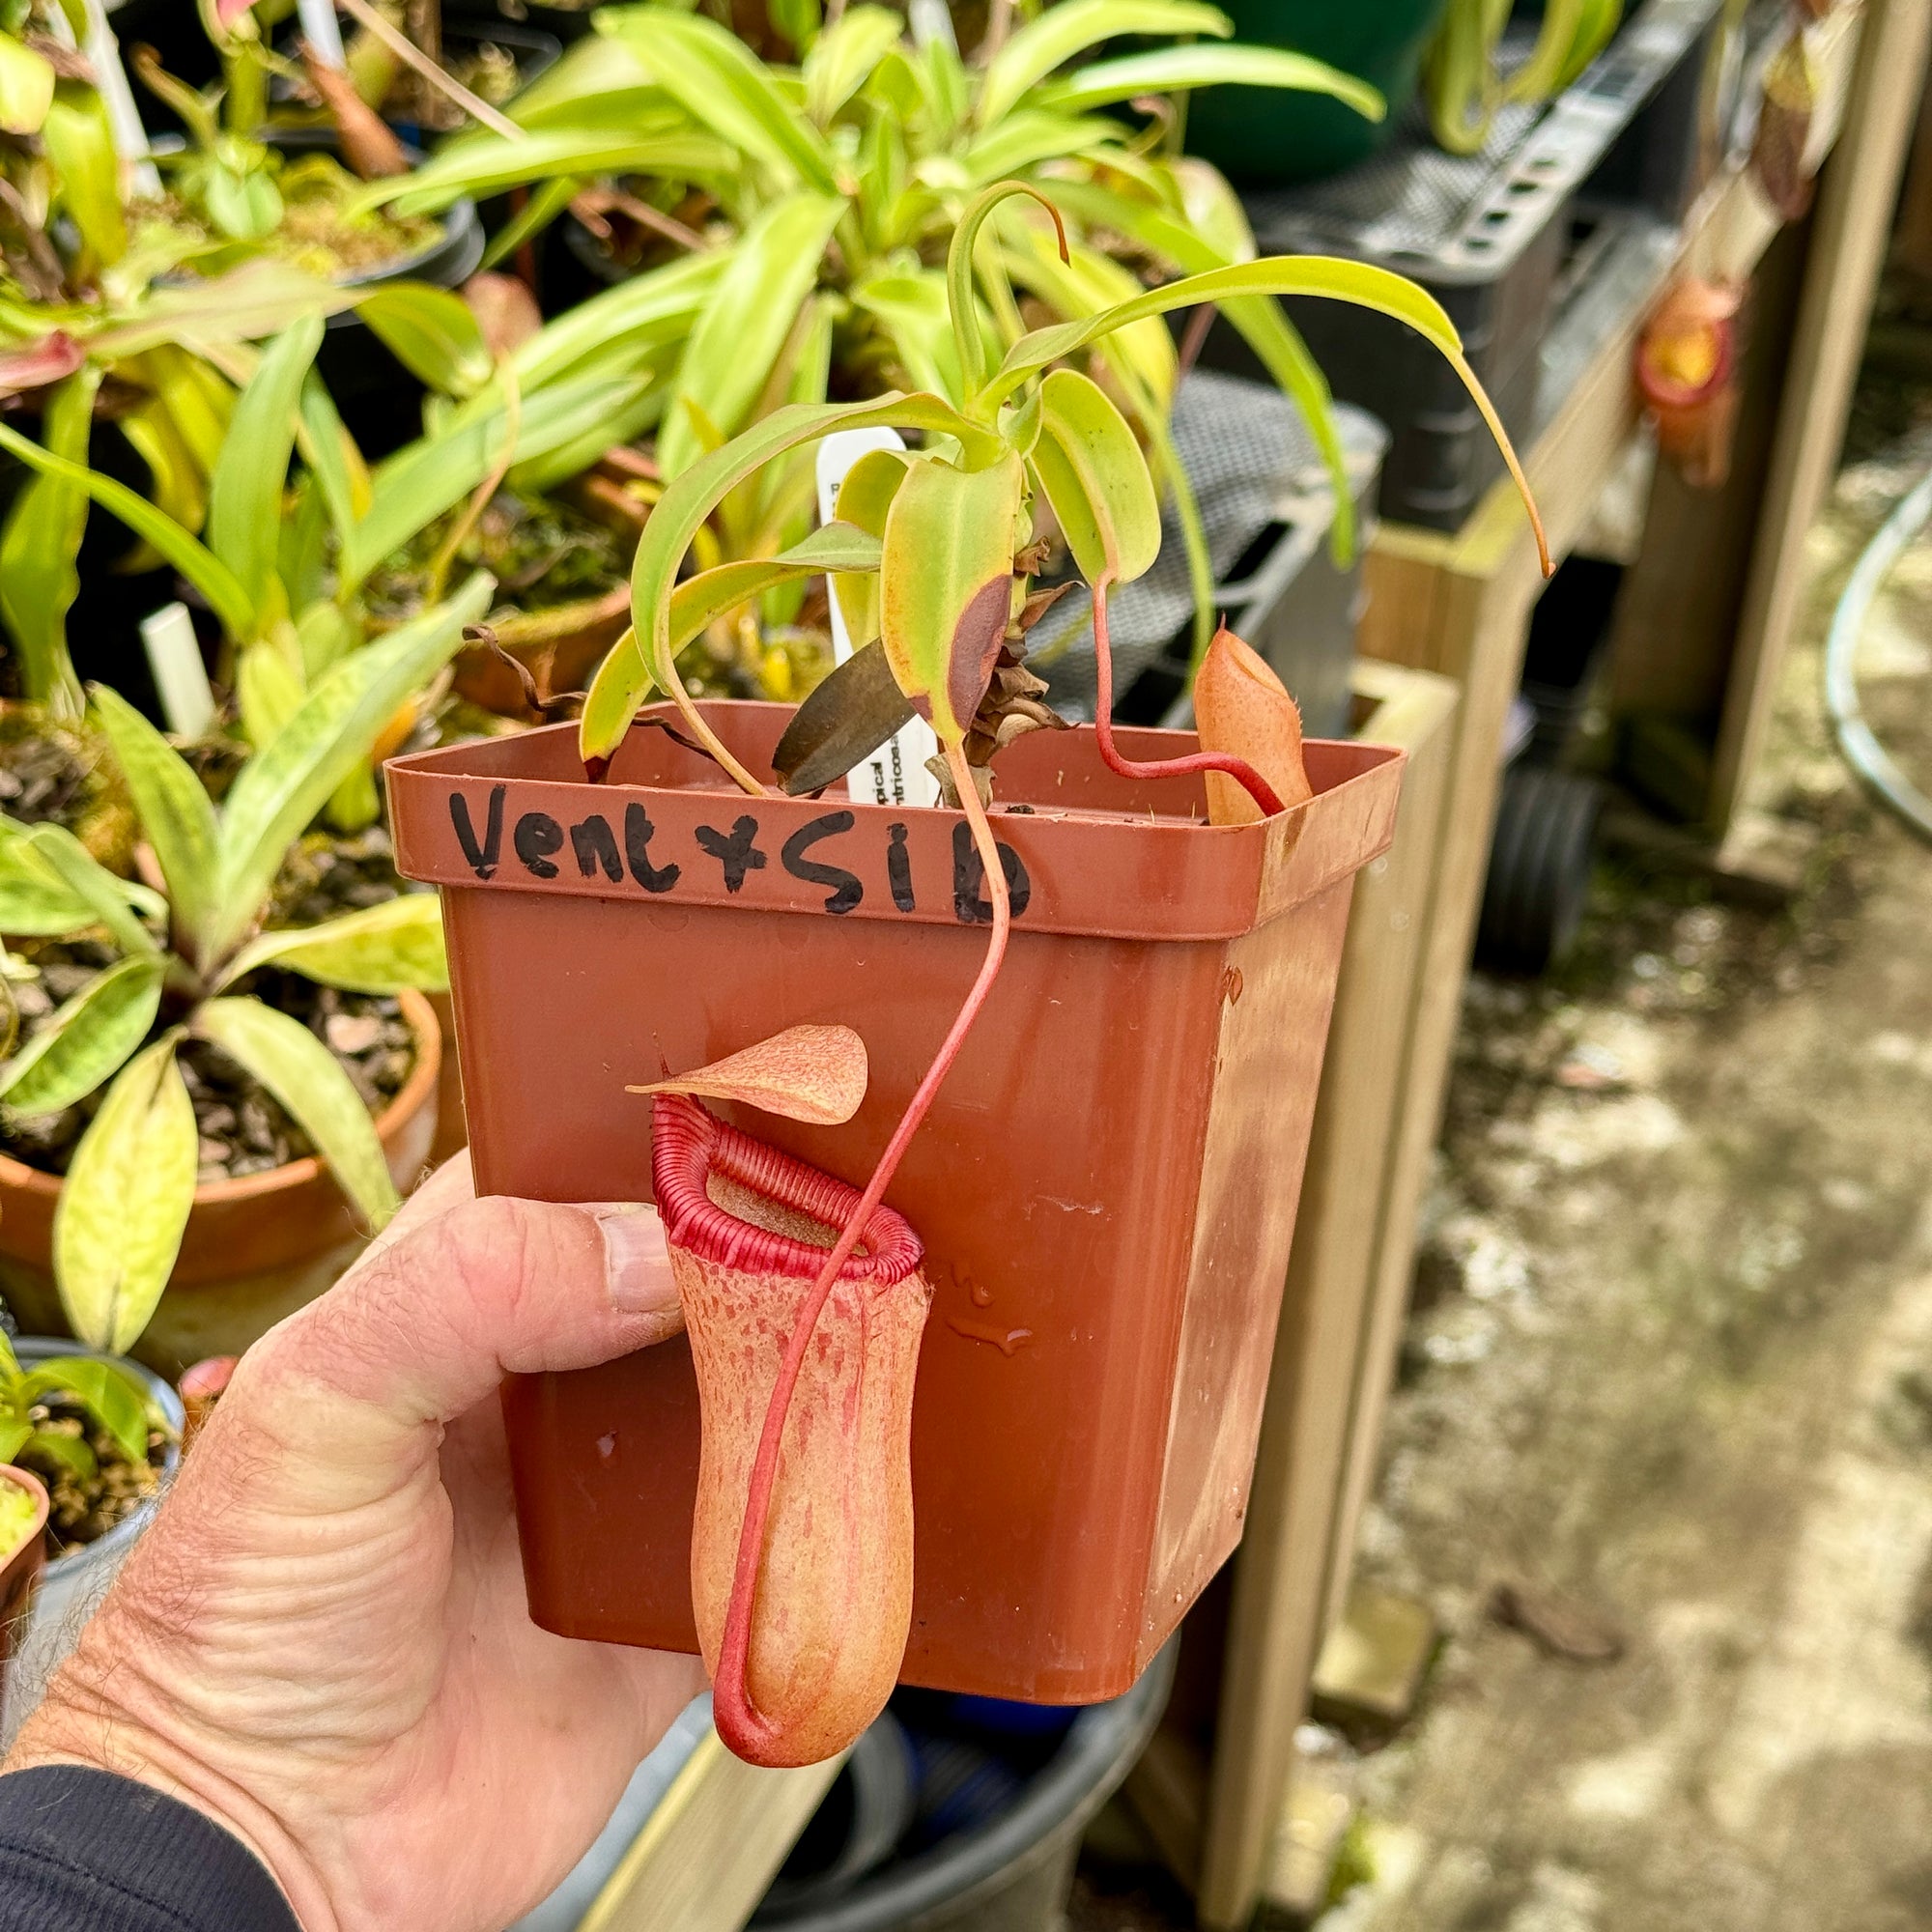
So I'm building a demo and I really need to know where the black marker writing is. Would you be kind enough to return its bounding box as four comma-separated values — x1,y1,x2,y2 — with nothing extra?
514,811,564,879
449,785,505,880
624,804,679,894
569,813,623,884
781,812,863,914
695,815,767,894
952,821,1032,924
886,822,915,912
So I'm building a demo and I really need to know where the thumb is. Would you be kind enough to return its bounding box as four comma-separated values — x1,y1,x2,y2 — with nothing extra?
220,1194,679,1499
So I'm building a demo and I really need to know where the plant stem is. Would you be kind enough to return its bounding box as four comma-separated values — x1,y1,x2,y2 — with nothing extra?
656,647,772,798
1088,576,1287,817
334,0,524,139
710,737,1011,1757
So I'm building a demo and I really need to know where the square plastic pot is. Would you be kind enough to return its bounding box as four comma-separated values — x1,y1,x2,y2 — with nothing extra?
388,703,1403,1704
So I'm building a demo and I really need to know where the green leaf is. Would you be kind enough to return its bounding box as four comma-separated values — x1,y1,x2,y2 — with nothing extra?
0,1417,36,1469
1030,368,1159,586
508,247,725,392
977,0,1231,126
0,419,256,641
658,192,847,478
217,893,448,996
344,376,654,590
0,955,163,1118
584,392,996,760
0,31,54,135
355,126,736,219
192,998,398,1230
83,261,352,362
324,759,382,838
803,5,902,124
206,317,325,627
500,29,665,128
0,838,100,937
296,375,369,558
210,575,495,960
976,254,1541,562
54,1035,197,1354
86,685,220,952
19,1358,154,1467
0,365,99,719
583,523,882,744
959,110,1130,186
829,445,907,647
236,636,306,753
41,82,125,269
1037,44,1384,119
879,450,1025,745
948,183,1062,403
23,826,159,961
479,173,581,272
356,285,494,400
602,7,839,194
20,1425,96,1485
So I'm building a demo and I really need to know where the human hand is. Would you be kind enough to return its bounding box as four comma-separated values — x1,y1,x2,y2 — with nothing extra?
5,1155,709,1932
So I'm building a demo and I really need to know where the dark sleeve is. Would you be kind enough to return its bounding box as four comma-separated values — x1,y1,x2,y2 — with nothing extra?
0,1765,300,1931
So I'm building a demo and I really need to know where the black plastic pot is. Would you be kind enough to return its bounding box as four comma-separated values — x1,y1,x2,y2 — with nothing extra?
267,127,486,458
749,1647,1176,1932
378,21,562,143
444,0,603,45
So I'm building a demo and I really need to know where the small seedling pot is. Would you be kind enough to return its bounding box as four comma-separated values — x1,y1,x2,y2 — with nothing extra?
2,1344,182,1743
388,704,1403,1703
0,1465,48,1717
0,990,440,1379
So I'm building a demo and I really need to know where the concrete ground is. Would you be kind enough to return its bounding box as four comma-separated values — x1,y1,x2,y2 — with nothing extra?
1072,381,1932,1930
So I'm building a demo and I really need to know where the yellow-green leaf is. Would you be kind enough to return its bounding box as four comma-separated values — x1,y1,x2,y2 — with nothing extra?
1035,44,1384,120
24,825,159,961
0,34,55,139
356,285,493,400
803,5,902,124
658,192,847,479
831,447,908,648
587,391,998,763
54,1036,196,1354
41,81,125,270
977,0,1231,127
88,683,220,951
237,636,306,753
0,955,163,1118
192,998,399,1230
212,575,494,959
1030,369,1159,586
17,1356,152,1465
879,450,1024,745
216,893,448,996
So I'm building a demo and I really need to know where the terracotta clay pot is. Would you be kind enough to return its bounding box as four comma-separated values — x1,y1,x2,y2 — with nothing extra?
0,1465,47,1696
0,990,441,1378
452,584,633,720
388,704,1402,1704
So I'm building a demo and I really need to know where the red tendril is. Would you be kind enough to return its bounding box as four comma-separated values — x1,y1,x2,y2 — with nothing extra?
1089,575,1286,817
707,739,1011,1759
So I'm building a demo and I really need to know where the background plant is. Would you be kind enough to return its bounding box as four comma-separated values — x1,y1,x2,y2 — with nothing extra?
1424,0,1622,156
0,605,472,1351
355,0,1389,662
0,1329,155,1491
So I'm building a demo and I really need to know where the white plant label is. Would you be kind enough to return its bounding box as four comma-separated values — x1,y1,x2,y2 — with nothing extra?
815,429,940,810
140,603,215,740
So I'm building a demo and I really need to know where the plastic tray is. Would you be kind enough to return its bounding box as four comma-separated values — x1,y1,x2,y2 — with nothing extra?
1204,0,1729,532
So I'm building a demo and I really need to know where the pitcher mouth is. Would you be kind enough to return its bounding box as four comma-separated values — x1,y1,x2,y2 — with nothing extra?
651,1094,923,1286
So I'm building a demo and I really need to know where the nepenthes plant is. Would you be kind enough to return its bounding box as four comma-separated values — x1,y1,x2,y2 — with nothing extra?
579,181,1548,1765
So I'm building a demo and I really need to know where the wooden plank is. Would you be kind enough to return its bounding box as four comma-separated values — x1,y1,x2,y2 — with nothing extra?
578,1732,839,1932
1195,663,1459,1932
1707,0,1932,831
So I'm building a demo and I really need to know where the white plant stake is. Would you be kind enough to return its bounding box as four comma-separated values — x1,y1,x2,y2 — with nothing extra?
140,603,215,740
815,430,940,810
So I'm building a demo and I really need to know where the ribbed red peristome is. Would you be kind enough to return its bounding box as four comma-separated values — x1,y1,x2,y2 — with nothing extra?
650,1094,923,1285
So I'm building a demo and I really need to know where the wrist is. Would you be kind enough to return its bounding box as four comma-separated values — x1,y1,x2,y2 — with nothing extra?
7,1648,337,1932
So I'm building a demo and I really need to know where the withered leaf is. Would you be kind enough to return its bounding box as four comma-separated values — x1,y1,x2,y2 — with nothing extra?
628,1024,868,1125
772,639,915,797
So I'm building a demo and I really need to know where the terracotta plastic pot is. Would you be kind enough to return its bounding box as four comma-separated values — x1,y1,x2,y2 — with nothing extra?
388,704,1403,1704
0,991,441,1378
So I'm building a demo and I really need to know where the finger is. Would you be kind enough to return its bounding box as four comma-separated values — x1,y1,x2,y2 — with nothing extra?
364,1147,476,1260
237,1195,680,1484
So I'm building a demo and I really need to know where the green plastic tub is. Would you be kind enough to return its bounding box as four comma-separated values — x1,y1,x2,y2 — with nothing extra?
1187,0,1454,185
